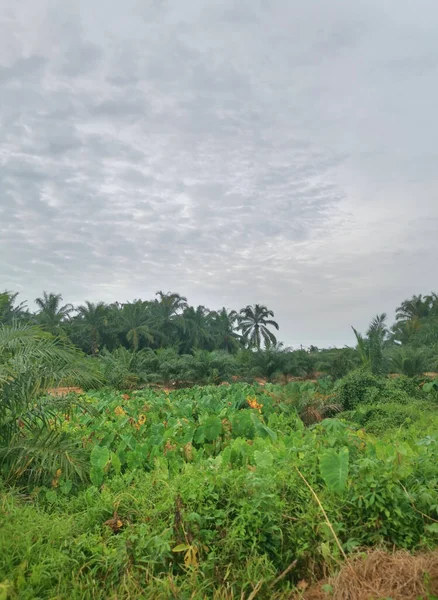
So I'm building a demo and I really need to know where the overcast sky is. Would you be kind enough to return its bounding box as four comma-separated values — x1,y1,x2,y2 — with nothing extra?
1,0,438,347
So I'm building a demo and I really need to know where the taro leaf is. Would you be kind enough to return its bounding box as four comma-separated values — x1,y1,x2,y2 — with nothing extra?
319,447,349,494
111,451,122,475
204,416,222,441
254,449,274,469
59,479,72,495
258,423,277,441
90,466,104,487
90,445,110,470
194,425,205,444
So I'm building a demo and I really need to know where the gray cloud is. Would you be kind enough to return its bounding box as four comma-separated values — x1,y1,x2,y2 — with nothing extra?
1,0,438,346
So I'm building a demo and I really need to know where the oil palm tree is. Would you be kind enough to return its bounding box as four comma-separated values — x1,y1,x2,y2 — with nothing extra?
208,308,241,353
119,301,155,351
239,304,279,350
76,301,108,355
352,313,389,375
34,292,74,335
0,291,28,325
150,291,188,347
0,322,101,484
396,294,432,321
180,305,212,352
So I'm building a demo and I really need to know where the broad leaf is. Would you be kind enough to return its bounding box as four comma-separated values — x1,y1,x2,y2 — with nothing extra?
90,445,110,470
111,452,122,475
204,416,222,441
254,449,274,469
319,447,349,493
90,466,104,487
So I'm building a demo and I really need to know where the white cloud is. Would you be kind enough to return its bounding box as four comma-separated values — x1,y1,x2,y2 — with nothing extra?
1,0,438,346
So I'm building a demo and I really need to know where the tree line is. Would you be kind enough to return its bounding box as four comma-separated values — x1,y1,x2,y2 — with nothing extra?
0,290,279,354
1,289,438,383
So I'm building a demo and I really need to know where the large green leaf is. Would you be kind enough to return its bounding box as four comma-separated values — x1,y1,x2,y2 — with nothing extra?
90,445,110,470
254,449,274,469
319,447,349,493
204,416,222,441
90,466,104,487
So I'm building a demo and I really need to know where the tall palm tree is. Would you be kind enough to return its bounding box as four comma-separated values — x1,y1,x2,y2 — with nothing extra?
76,301,108,355
34,292,74,335
119,301,154,351
208,308,241,353
239,304,279,350
0,291,28,325
150,291,188,347
396,294,432,321
181,305,212,352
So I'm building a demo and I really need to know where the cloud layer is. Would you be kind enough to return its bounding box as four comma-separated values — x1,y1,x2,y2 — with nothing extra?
1,0,438,346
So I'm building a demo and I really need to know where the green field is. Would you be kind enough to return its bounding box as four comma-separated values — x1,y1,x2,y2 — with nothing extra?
1,379,438,599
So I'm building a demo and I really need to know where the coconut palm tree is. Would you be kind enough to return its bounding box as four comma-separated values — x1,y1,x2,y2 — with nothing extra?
239,304,279,350
34,292,74,335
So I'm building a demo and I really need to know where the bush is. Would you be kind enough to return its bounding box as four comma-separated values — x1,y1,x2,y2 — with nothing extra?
334,369,385,410
350,402,425,434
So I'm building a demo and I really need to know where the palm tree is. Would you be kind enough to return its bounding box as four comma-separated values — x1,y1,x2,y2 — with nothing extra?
150,291,188,347
0,291,28,325
238,304,279,350
119,301,154,351
34,292,74,335
351,313,389,375
207,308,241,353
181,305,212,352
388,346,431,377
76,301,108,355
396,295,432,321
0,322,101,484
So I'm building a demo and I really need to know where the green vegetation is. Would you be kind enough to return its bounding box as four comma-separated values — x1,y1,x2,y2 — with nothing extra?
0,290,438,598
2,289,438,386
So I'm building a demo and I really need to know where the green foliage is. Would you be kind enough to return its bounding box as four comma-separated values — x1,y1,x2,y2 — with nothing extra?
389,345,433,377
0,378,437,598
349,402,430,434
319,447,349,493
0,382,437,598
0,323,101,484
334,369,386,410
239,304,279,349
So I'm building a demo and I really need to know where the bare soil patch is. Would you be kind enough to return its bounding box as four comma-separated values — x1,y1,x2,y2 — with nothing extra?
47,387,83,397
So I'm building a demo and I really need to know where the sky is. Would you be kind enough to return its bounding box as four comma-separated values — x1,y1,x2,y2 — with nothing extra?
1,0,438,348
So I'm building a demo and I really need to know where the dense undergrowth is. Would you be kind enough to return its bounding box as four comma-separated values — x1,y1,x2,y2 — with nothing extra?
1,377,438,599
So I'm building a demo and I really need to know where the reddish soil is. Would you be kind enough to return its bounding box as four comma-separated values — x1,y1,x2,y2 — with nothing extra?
47,387,83,397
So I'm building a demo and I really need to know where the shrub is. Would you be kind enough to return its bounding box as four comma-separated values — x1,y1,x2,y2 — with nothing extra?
334,369,385,410
350,402,424,434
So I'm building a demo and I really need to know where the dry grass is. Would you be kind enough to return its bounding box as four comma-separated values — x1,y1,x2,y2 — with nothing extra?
299,549,438,600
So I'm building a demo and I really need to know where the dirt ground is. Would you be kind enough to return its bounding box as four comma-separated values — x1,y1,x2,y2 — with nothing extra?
47,387,83,396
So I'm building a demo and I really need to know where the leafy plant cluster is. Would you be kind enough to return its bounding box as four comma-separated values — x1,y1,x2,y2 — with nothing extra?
1,381,438,599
